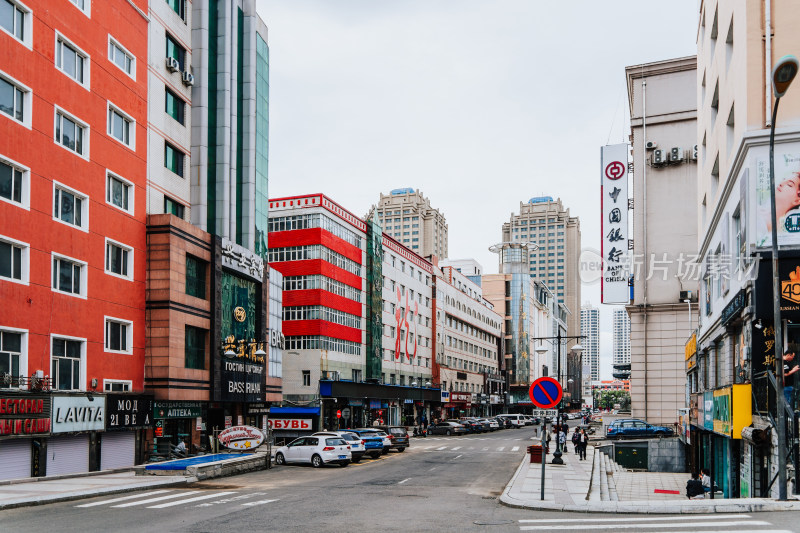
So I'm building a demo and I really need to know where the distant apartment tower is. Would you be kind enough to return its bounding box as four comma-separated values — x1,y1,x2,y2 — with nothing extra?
612,308,631,380
581,304,600,380
439,258,483,287
366,188,448,259
502,197,581,339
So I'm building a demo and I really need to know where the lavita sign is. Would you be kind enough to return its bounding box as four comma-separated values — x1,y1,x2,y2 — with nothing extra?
52,395,106,433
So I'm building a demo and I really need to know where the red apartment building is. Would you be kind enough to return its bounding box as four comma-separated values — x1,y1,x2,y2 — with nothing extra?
0,0,148,478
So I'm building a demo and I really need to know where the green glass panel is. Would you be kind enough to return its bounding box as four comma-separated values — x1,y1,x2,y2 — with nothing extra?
365,217,383,380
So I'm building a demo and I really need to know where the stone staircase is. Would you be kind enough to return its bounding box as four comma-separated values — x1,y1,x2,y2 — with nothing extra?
589,445,625,501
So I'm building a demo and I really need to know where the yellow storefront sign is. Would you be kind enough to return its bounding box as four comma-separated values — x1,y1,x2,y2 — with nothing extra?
712,384,752,439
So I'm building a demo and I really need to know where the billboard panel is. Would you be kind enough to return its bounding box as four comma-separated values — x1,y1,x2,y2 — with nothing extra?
601,144,630,304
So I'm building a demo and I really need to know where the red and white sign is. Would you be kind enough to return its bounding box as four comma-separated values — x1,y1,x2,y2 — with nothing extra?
218,425,265,450
601,143,630,304
267,418,312,430
450,392,471,402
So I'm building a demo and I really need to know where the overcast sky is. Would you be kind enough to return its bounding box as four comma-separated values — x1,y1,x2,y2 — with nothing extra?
256,0,699,379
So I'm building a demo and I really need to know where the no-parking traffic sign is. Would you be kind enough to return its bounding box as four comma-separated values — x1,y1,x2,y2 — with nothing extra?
528,377,563,409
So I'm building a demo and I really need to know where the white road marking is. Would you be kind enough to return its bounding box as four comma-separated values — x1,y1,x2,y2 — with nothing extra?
497,447,505,451
241,499,279,507
150,491,238,509
511,446,520,451
482,447,489,451
519,515,750,524
75,490,173,507
453,454,463,460
450,446,462,451
436,446,447,450
398,478,410,484
112,490,202,508
519,521,770,531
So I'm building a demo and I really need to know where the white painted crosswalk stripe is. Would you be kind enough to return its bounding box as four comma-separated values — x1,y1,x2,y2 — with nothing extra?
111,490,203,508
450,446,462,451
511,446,520,451
75,490,173,508
436,446,447,450
519,521,770,531
241,499,279,507
148,491,238,508
497,447,505,451
482,447,489,451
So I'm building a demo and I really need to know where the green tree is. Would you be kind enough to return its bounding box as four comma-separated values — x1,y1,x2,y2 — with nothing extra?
593,389,630,410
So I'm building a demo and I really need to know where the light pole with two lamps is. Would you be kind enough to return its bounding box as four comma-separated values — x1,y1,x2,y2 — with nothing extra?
533,334,585,465
767,54,799,501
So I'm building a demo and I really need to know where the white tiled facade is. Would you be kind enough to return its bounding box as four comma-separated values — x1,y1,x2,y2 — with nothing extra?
367,188,448,259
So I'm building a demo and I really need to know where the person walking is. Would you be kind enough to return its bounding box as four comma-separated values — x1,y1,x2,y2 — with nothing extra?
571,427,580,453
558,427,566,453
577,429,588,460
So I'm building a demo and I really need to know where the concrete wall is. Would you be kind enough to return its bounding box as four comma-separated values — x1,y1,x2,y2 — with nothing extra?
647,437,686,473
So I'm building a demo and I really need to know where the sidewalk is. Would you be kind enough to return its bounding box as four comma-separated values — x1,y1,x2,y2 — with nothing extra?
500,445,800,513
0,471,194,511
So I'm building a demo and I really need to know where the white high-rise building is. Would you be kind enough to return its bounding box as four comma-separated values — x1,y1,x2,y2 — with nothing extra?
366,188,448,259
613,308,631,380
580,303,600,381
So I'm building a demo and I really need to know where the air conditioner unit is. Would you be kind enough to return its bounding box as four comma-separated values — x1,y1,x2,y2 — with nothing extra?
181,71,194,86
679,290,697,302
669,147,684,163
165,56,180,72
645,141,657,150
691,145,698,160
651,149,665,166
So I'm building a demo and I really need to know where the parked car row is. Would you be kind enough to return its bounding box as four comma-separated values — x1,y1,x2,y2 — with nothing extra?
605,418,674,438
273,426,409,468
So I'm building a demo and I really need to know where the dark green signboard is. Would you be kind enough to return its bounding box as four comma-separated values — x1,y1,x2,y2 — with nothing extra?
365,216,383,380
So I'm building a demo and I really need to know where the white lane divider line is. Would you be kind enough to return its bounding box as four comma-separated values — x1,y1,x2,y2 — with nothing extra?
241,499,279,507
398,478,410,484
112,490,203,508
149,491,238,509
511,446,520,452
519,521,770,531
450,446,462,451
518,515,750,523
76,490,173,507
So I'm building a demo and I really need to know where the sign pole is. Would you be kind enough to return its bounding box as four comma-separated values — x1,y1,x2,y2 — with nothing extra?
541,427,547,500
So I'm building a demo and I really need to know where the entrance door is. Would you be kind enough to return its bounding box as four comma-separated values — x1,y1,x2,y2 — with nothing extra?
0,439,31,480
47,435,89,476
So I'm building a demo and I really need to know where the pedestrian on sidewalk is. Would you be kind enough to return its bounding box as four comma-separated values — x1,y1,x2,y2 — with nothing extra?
571,427,580,453
686,472,705,499
701,468,711,495
558,428,566,452
577,429,588,460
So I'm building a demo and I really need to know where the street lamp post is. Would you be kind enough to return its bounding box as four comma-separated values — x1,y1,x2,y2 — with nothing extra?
534,333,585,465
768,54,799,501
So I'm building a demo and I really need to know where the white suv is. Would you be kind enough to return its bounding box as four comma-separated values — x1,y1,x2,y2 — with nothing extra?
274,435,352,467
313,431,366,462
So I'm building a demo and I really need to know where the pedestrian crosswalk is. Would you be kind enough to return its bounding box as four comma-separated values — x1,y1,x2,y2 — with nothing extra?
75,489,278,510
517,514,787,532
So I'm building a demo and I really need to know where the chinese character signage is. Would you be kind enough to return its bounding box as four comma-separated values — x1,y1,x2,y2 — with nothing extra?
601,143,630,304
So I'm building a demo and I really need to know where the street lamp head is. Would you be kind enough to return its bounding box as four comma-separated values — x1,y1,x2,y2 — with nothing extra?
535,345,549,354
773,55,800,98
571,344,583,353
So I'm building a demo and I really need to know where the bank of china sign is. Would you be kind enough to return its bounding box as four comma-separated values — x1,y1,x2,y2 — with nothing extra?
601,143,630,304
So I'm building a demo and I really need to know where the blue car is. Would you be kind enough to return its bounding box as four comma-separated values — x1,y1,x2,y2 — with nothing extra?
348,428,386,458
606,418,674,438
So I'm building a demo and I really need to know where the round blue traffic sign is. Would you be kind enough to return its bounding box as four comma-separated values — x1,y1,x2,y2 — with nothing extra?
528,377,563,409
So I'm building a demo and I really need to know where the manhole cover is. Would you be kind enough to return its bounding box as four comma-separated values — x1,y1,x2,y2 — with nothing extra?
473,520,513,526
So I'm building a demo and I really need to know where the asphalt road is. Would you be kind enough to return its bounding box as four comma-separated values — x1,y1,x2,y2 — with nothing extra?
0,426,797,532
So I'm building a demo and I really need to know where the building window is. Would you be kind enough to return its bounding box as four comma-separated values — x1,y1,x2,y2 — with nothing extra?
166,33,186,71
104,380,131,392
68,0,89,15
184,325,206,369
108,37,134,79
165,0,184,19
0,156,26,207
106,171,132,213
302,370,311,387
185,254,206,299
105,239,132,279
164,195,184,218
108,103,134,148
53,183,87,230
55,33,88,86
0,329,23,382
51,337,82,390
105,317,131,353
0,236,26,283
52,254,84,297
352,369,361,382
0,73,27,125
55,109,87,156
0,0,28,45
165,141,184,177
165,87,185,125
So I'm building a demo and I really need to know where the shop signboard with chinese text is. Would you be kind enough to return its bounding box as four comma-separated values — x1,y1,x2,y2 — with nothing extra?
711,385,752,439
601,143,630,304
685,333,697,372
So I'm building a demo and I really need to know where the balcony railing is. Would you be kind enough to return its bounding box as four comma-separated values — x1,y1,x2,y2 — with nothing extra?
0,374,53,392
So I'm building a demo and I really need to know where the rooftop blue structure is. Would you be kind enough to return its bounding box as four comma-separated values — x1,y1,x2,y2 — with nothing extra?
390,188,415,195
529,196,554,204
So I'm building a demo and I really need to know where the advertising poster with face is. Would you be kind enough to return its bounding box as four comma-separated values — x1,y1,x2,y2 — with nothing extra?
755,149,800,247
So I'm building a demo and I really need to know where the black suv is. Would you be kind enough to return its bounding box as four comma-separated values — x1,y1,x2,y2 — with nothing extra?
373,425,409,452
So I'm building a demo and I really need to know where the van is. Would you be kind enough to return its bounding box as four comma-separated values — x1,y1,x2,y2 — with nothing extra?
497,414,525,427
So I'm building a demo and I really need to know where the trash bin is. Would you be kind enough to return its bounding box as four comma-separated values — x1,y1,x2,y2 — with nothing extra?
528,445,544,463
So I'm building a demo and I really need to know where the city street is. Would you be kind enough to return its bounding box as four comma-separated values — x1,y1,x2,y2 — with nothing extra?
0,427,797,532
